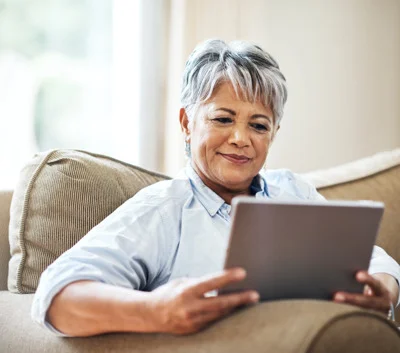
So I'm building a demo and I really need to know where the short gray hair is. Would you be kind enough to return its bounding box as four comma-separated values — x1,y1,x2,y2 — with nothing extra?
181,39,288,124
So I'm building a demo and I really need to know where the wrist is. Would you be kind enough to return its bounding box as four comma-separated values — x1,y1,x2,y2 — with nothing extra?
119,290,165,333
143,290,169,333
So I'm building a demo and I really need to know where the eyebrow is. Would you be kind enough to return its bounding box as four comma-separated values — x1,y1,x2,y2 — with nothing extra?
216,107,273,124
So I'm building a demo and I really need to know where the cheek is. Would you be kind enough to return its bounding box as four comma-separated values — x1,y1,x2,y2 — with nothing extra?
199,129,228,152
253,135,272,156
191,132,214,162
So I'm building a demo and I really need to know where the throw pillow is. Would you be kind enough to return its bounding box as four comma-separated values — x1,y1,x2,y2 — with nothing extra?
8,149,170,293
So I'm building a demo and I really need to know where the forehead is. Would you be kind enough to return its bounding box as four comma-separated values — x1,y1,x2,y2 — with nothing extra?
204,82,273,116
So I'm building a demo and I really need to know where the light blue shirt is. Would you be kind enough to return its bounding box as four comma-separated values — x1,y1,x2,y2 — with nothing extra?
31,164,400,335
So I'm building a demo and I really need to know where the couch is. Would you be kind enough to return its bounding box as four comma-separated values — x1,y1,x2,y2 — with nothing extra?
0,148,400,353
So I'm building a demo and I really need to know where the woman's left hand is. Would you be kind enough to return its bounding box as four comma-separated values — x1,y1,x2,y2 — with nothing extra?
333,271,397,315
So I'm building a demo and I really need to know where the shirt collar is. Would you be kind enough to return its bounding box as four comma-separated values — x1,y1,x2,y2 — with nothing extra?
185,163,270,217
185,163,225,217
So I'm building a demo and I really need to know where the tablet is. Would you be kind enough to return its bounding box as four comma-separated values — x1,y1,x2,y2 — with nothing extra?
221,197,384,301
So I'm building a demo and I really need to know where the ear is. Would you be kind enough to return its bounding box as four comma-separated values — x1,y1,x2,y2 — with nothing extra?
179,108,191,137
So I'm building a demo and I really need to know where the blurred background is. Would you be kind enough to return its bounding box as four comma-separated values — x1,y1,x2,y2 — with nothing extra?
1,0,399,188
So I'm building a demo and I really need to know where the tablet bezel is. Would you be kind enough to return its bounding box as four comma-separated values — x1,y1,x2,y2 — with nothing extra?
220,197,384,301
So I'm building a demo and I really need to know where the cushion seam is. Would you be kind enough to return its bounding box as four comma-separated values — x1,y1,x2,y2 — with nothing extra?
16,149,58,293
305,311,400,353
304,149,400,188
74,149,172,180
317,165,400,191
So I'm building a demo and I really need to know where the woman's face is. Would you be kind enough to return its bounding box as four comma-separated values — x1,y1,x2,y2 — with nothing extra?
180,82,279,194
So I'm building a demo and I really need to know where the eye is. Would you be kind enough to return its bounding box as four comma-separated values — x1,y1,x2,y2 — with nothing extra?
251,123,269,132
213,117,233,124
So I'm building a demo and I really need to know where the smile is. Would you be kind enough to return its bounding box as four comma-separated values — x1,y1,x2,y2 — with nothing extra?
219,153,251,165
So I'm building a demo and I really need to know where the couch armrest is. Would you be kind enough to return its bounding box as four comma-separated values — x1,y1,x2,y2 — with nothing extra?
0,190,13,291
1,292,398,353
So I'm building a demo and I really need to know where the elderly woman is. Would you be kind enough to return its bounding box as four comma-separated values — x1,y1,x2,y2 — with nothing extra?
32,39,400,336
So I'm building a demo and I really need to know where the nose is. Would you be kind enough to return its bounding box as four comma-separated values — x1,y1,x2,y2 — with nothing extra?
228,124,250,148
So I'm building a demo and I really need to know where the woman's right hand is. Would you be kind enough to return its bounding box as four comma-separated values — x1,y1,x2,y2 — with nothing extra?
148,268,259,335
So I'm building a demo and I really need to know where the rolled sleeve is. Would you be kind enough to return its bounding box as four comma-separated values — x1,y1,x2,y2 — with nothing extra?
31,196,176,334
31,272,104,336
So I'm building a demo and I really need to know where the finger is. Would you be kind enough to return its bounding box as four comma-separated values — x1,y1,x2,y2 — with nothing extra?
189,305,237,329
334,292,390,313
356,271,387,297
201,307,234,322
185,290,258,329
189,268,247,296
363,285,373,296
174,305,237,335
200,290,259,313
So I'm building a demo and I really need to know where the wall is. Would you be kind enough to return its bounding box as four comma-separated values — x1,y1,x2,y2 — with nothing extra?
163,0,400,175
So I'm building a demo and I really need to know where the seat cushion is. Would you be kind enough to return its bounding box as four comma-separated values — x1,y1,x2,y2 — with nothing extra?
1,292,399,353
8,150,170,293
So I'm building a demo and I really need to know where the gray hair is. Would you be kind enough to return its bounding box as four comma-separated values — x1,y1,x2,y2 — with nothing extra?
181,39,288,124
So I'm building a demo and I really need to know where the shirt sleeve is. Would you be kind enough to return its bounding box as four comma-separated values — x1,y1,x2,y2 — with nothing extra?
291,171,327,201
31,196,178,335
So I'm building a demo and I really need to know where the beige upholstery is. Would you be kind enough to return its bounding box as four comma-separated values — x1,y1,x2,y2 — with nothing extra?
0,190,12,291
304,149,400,264
0,292,398,353
303,148,400,188
7,150,169,293
0,148,399,352
318,165,400,263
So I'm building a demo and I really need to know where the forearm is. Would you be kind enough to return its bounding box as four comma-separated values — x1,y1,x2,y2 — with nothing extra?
47,280,158,336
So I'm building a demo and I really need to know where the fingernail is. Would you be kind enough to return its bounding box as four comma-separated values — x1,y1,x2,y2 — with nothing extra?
335,293,345,302
357,272,367,280
234,268,246,279
250,292,260,302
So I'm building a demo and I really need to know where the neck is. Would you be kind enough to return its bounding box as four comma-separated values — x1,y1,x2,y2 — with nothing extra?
217,188,251,205
191,164,252,205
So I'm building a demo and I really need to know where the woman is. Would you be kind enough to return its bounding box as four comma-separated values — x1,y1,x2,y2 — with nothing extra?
32,39,400,336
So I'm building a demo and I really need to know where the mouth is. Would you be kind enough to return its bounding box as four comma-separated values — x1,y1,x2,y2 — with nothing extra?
219,153,251,165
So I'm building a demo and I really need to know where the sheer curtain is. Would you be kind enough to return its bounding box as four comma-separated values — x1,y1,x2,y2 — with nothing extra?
0,0,176,188
0,0,113,188
0,0,169,187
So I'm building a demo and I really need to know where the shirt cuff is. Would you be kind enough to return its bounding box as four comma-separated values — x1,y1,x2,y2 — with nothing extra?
31,275,106,336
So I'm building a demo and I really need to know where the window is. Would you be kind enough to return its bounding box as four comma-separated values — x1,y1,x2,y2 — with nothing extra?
0,0,140,188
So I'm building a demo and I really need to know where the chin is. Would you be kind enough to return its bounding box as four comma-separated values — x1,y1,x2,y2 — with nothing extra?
220,173,253,189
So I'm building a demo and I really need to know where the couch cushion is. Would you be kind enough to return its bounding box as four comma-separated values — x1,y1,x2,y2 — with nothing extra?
315,165,400,264
303,148,400,189
0,190,12,291
303,149,400,262
8,150,170,293
0,291,398,353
